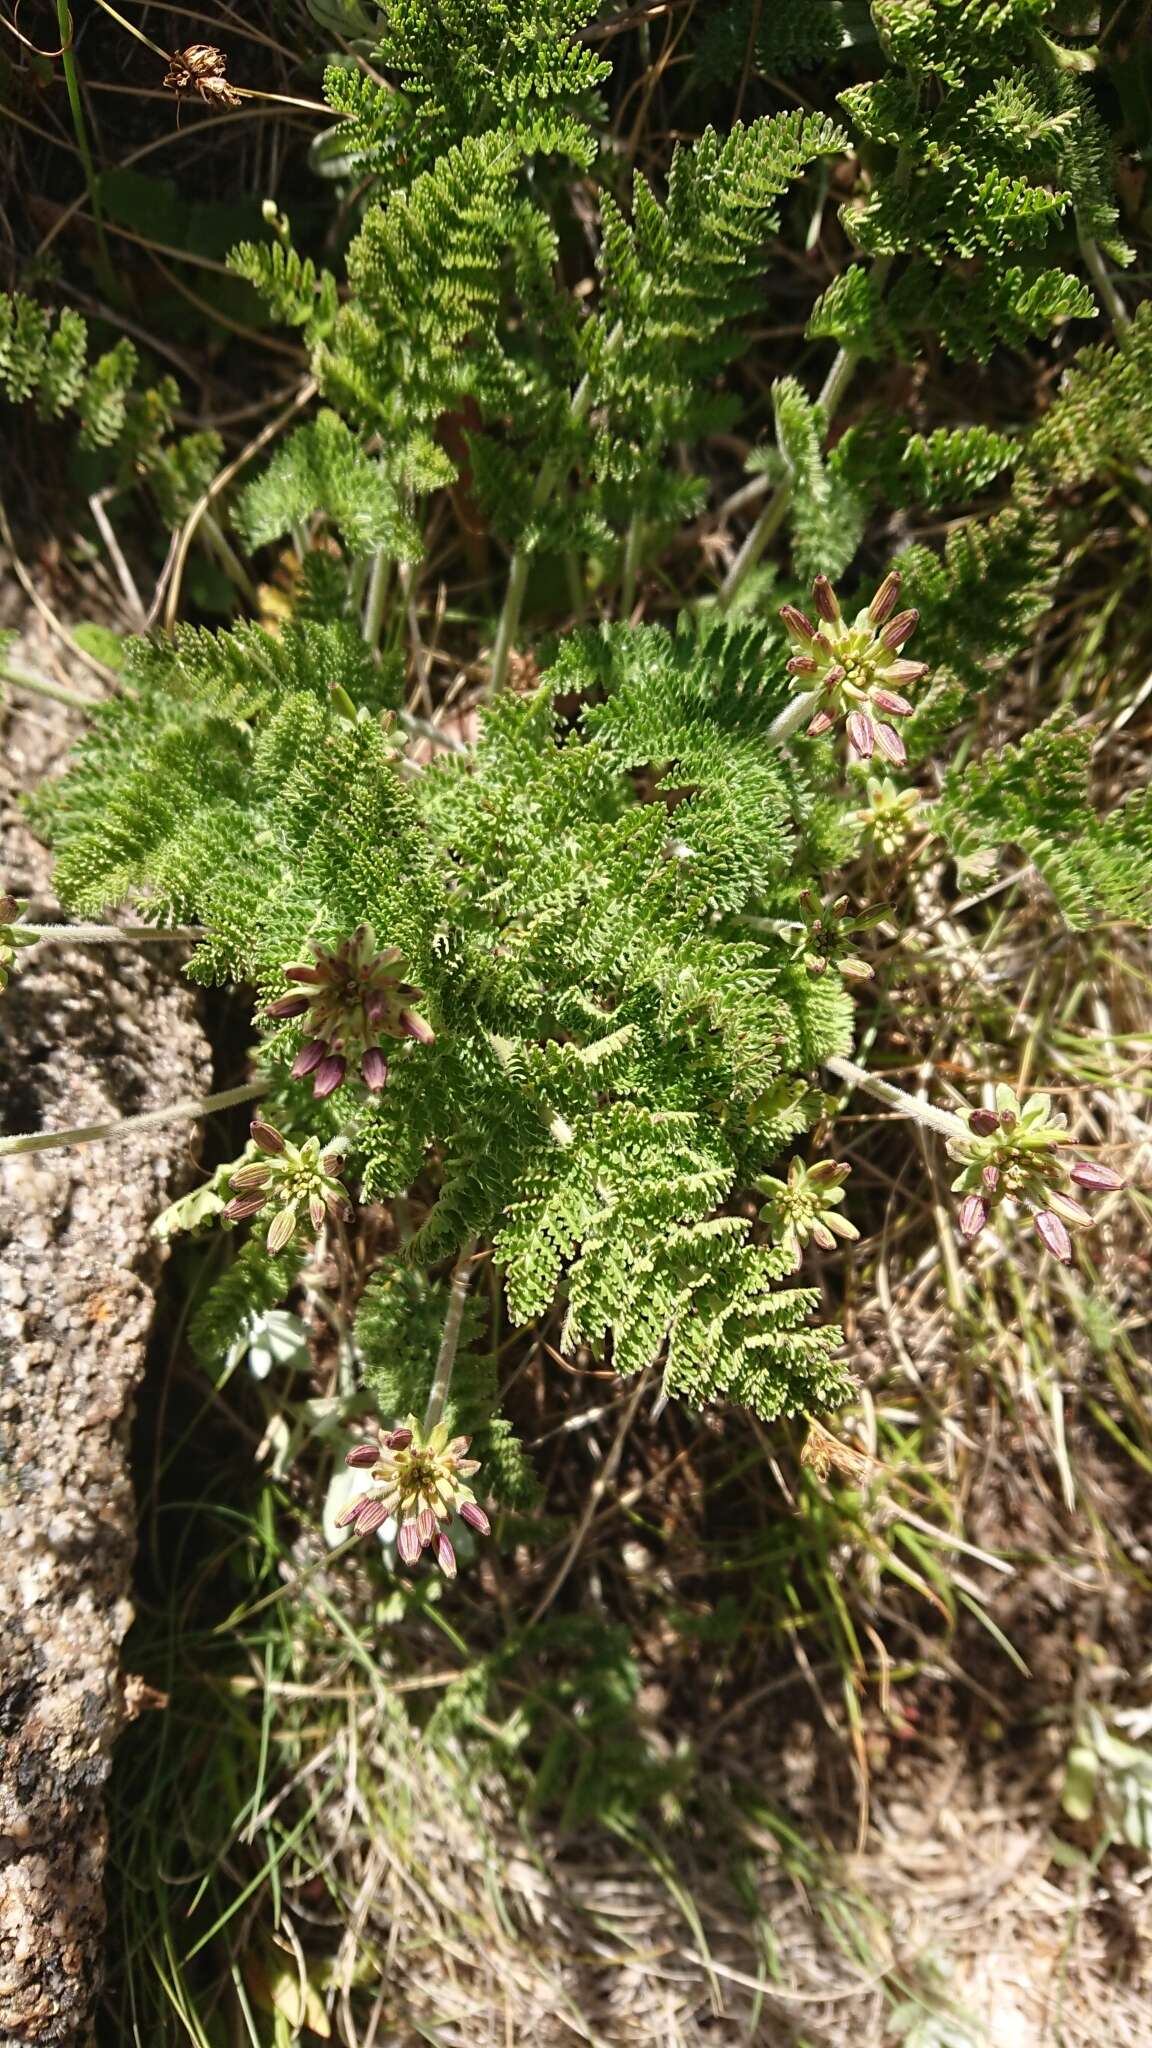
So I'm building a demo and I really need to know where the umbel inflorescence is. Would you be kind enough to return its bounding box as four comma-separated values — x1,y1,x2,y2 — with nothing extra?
266,925,435,1099
781,572,927,765
338,1419,491,1579
948,1087,1124,1263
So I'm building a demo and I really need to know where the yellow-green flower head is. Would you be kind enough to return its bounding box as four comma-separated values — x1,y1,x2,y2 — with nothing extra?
337,1417,489,1579
223,1119,352,1252
781,572,929,766
757,1155,860,1272
947,1085,1124,1262
854,776,921,860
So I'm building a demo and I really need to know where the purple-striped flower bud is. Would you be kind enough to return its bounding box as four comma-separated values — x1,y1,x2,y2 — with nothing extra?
787,654,821,676
880,609,919,650
459,1501,491,1535
1046,1190,1092,1229
223,1191,268,1222
397,1520,422,1565
383,1427,413,1451
812,574,840,624
360,1046,389,1091
312,1053,347,1099
354,1498,391,1535
780,605,817,643
874,722,907,766
982,1164,999,1193
958,1194,988,1239
1035,1210,1073,1262
433,1532,457,1580
806,708,836,737
1069,1160,1123,1191
416,1507,437,1547
250,1120,286,1154
868,571,901,626
871,689,913,719
847,711,875,758
283,964,328,985
346,1442,379,1468
266,994,310,1020
400,1010,435,1046
291,1039,328,1079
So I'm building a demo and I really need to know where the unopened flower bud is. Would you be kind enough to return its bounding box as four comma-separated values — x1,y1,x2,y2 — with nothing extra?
1069,1160,1123,1191
958,1194,988,1239
1035,1210,1073,1262
812,574,840,624
868,571,901,625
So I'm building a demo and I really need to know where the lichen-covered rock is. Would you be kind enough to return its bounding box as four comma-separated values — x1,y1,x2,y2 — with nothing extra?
0,628,209,2045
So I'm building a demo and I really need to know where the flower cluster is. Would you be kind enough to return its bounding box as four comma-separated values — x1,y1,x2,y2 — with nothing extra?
267,924,435,1099
853,776,921,861
223,1120,353,1252
948,1085,1124,1263
757,1155,860,1272
0,894,37,992
781,572,928,766
797,890,889,983
337,1417,490,1579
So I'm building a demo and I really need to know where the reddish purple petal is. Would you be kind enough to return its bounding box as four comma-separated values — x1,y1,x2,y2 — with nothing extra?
312,1054,347,1099
846,711,875,759
874,722,907,767
1035,1210,1073,1262
291,1039,328,1078
880,608,919,650
780,604,816,644
361,1046,389,1091
399,1010,435,1046
1069,1161,1123,1191
868,571,901,625
871,688,913,718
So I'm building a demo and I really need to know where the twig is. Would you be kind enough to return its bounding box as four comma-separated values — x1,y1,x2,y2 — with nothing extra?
526,1368,654,1629
824,1053,969,1143
0,1079,266,1160
423,1239,480,1431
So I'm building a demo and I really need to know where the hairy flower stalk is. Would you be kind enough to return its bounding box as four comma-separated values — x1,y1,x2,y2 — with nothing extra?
267,925,434,1099
757,1156,860,1272
223,1120,352,1252
947,1086,1124,1263
337,1418,489,1579
781,573,928,766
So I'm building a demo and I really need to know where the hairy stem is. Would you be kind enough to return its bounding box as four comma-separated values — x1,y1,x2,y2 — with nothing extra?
423,1239,479,1431
488,325,622,695
362,548,390,650
824,1054,969,1142
1078,229,1130,332
766,687,819,747
0,1080,267,1160
16,922,203,944
1,665,96,711
717,254,894,611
